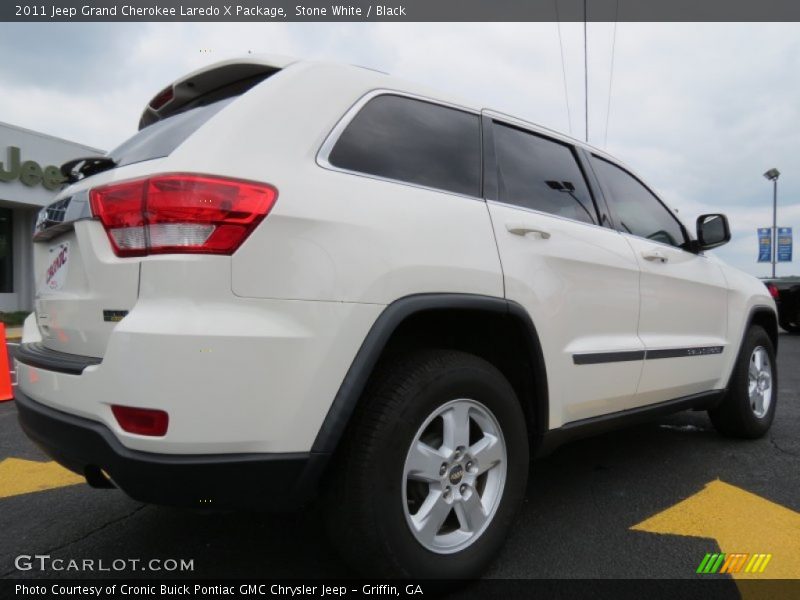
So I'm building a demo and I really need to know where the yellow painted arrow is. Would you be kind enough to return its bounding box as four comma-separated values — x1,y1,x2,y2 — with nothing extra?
0,457,84,499
632,480,800,579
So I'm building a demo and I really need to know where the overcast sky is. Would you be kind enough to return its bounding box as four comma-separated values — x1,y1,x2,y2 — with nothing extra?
0,22,798,276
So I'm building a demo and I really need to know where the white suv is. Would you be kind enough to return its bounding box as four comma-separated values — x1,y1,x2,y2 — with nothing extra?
16,56,778,578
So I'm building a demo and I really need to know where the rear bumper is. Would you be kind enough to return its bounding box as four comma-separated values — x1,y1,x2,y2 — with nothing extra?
16,298,382,455
15,342,101,375
15,390,327,511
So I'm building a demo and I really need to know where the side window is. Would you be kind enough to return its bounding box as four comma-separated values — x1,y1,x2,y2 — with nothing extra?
328,95,481,197
590,157,687,248
492,122,599,225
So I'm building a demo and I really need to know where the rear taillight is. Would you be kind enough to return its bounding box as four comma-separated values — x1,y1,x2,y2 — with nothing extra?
766,283,780,300
112,405,169,437
89,174,277,257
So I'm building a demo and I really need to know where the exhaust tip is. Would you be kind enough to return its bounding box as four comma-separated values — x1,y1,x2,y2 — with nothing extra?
84,465,116,489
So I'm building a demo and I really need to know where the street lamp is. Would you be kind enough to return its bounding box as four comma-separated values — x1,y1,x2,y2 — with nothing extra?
763,168,780,278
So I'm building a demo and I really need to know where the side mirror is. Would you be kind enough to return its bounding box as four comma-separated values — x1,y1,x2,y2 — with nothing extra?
696,213,731,251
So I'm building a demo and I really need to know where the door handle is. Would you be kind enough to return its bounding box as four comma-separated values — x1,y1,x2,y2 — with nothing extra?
505,223,551,239
642,249,668,263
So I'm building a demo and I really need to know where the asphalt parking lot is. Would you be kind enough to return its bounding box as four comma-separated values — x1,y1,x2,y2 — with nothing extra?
1,335,798,583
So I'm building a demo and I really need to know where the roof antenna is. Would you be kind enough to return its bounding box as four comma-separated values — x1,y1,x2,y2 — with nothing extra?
604,0,619,148
554,0,573,136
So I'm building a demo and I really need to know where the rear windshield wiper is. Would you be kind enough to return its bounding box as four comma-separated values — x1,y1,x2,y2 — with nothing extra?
60,156,117,184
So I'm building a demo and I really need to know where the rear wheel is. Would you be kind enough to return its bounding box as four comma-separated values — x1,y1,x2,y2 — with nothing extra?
709,326,777,438
325,350,529,578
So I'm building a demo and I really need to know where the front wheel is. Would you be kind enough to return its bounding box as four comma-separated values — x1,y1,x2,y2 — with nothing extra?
325,350,529,578
709,326,777,438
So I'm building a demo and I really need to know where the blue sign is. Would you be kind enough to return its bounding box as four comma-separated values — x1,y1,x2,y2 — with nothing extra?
777,227,793,262
758,228,772,263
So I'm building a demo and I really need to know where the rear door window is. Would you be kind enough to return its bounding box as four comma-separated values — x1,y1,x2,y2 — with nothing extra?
327,95,482,197
492,122,599,225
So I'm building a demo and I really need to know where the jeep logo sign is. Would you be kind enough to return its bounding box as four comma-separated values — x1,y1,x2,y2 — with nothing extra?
0,146,66,191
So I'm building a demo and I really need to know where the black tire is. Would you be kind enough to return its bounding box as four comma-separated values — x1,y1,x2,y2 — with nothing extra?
709,326,777,438
324,349,529,578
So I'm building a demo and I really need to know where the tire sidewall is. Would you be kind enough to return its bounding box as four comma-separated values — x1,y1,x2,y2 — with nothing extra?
731,328,778,434
366,360,529,578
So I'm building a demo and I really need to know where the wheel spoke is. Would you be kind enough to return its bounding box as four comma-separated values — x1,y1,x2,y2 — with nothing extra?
406,441,445,482
442,403,471,451
749,385,760,409
749,360,760,381
469,433,503,475
411,491,451,544
454,490,488,533
753,350,763,371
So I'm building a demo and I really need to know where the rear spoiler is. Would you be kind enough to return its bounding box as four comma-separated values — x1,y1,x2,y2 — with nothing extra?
138,56,295,130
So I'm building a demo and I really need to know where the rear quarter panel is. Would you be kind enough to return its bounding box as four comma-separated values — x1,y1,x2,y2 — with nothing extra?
168,62,504,303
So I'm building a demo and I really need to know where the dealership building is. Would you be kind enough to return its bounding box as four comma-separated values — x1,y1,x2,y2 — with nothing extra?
0,121,103,312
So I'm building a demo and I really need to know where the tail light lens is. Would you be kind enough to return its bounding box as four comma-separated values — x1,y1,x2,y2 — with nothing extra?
766,283,780,300
90,174,277,257
112,405,169,437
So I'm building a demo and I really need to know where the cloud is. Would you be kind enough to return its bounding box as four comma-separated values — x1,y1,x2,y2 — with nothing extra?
0,21,797,275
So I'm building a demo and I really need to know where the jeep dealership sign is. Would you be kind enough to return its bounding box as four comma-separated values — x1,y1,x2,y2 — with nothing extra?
0,146,66,191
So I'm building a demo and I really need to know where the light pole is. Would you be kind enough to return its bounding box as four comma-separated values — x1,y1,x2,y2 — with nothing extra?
763,168,780,278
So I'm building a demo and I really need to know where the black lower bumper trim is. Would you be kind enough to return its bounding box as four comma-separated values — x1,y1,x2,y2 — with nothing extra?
15,391,327,510
15,342,102,375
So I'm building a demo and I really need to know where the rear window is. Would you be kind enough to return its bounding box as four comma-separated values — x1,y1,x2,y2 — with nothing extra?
109,98,233,167
328,95,481,197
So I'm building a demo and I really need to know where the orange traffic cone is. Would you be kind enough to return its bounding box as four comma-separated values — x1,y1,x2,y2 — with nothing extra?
0,323,13,402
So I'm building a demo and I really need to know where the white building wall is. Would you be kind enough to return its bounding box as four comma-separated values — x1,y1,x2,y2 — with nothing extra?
0,121,103,312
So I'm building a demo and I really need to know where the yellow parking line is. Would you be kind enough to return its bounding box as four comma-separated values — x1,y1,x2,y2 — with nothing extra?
632,480,800,580
0,457,84,499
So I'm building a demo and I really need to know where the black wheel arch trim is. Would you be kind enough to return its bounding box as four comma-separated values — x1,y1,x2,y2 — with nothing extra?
724,304,779,391
746,304,779,346
310,293,549,455
311,299,777,462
